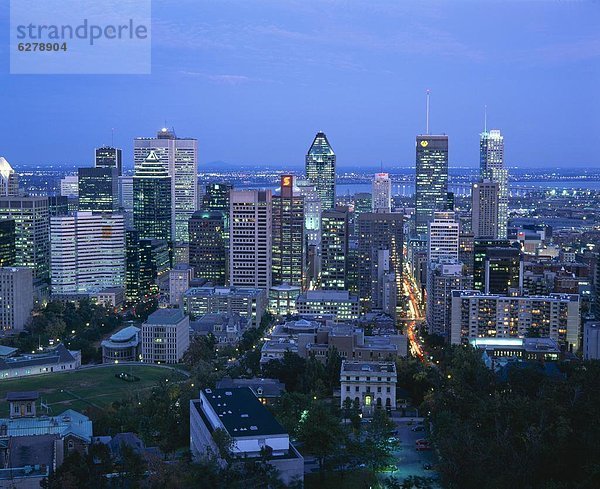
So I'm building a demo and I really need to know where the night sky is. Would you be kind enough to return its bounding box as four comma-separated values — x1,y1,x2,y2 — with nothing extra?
1,0,599,169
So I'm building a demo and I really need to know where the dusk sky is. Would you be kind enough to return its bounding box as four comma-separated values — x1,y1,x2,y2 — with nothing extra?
1,0,599,170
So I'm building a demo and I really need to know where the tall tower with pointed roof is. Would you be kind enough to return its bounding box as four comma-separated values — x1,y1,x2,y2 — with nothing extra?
305,132,336,211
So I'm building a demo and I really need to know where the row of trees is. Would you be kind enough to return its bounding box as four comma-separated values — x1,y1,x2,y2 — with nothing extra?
427,346,600,489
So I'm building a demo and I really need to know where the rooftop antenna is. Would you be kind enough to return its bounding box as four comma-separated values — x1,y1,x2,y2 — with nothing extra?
111,128,115,147
484,105,488,133
426,89,431,135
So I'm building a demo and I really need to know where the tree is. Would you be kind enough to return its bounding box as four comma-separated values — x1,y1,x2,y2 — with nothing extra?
361,409,399,472
297,401,343,470
262,352,307,392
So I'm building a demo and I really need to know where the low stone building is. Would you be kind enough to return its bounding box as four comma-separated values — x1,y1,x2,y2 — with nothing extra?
0,344,81,379
340,360,397,415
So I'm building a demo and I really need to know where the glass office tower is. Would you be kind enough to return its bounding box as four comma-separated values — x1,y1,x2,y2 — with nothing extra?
306,132,336,211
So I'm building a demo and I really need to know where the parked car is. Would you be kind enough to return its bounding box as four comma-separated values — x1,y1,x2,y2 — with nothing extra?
412,425,425,432
415,439,431,451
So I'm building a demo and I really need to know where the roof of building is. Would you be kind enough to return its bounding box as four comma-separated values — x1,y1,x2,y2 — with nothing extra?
301,290,357,302
184,286,264,298
101,325,141,349
0,409,93,441
6,391,39,402
201,387,286,437
144,308,186,325
216,378,285,398
0,345,18,358
341,360,396,374
0,344,79,371
8,434,56,468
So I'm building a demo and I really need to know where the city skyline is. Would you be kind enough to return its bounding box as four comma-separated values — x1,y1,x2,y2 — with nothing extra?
0,1,598,168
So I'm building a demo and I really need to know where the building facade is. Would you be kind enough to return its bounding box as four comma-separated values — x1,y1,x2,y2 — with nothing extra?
480,129,508,239
134,128,198,243
415,135,449,236
133,150,173,242
428,211,459,264
95,146,123,176
183,286,267,327
0,267,33,332
450,290,580,352
340,361,397,415
77,167,118,213
0,197,50,290
372,173,391,213
141,308,190,364
472,180,499,239
272,175,305,288
50,212,125,295
229,190,272,290
320,206,349,290
188,210,227,284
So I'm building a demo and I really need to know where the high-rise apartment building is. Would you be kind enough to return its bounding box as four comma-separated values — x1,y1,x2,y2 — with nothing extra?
78,167,118,212
0,157,20,196
428,211,459,264
357,212,403,313
229,190,272,290
134,128,198,243
133,150,172,242
0,219,16,267
0,197,50,288
272,175,305,288
188,210,227,285
472,180,499,239
450,290,580,352
306,132,336,210
480,129,508,239
372,173,391,213
95,146,123,176
0,267,33,332
415,135,448,236
320,206,349,290
50,212,125,295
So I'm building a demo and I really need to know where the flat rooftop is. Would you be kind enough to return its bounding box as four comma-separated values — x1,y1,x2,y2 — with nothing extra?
341,361,396,374
201,387,286,437
145,308,186,325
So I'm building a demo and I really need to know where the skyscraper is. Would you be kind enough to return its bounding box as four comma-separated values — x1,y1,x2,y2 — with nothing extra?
472,180,499,239
320,206,349,290
272,175,305,288
133,151,172,242
480,129,508,239
50,212,125,295
306,132,336,210
78,167,118,212
0,197,50,289
372,173,391,213
134,128,198,243
0,157,20,196
428,211,459,264
357,212,403,313
229,190,272,290
188,210,227,285
95,146,123,176
415,135,449,236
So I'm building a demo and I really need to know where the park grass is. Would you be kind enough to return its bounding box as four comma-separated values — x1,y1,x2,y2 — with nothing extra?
305,470,377,489
0,365,187,417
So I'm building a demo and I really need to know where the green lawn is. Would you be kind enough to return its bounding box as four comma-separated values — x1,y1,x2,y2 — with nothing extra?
0,365,187,417
305,470,377,489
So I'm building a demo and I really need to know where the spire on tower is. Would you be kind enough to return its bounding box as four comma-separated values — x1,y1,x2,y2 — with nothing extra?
426,89,431,135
